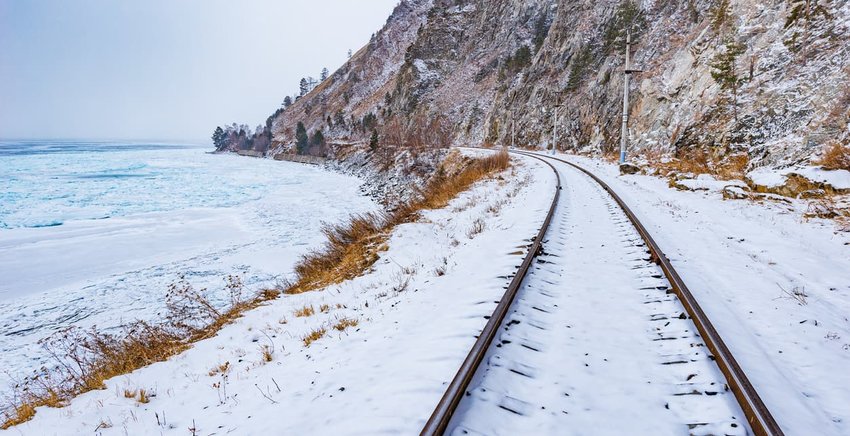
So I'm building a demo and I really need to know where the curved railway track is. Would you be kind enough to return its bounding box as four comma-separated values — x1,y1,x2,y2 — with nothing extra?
422,150,783,436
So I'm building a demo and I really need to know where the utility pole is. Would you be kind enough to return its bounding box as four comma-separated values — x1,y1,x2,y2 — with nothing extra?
552,107,557,155
619,32,632,164
552,103,563,156
620,31,643,165
511,111,516,148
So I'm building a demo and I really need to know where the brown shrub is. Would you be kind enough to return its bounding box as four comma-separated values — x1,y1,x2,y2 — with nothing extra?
332,318,359,332
285,150,510,295
814,141,850,171
293,305,315,317
2,276,277,429
654,147,749,181
302,327,327,347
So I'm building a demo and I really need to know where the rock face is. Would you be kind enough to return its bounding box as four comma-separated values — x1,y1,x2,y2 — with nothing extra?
269,0,850,168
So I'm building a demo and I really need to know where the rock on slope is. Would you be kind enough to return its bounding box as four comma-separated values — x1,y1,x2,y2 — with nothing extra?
270,0,849,168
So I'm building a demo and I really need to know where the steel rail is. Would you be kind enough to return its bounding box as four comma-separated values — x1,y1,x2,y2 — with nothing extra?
420,152,562,436
527,152,784,436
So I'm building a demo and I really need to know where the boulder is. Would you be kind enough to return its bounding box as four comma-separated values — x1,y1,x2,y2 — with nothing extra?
619,163,641,175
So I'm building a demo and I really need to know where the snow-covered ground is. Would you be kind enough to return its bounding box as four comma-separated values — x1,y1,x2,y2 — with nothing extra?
548,152,850,435
5,146,848,435
451,156,745,435
4,152,555,435
0,143,377,388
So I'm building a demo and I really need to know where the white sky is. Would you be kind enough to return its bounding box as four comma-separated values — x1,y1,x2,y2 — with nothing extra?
0,0,399,143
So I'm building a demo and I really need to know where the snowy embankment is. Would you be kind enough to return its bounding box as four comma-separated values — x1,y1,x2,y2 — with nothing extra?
556,153,850,435
0,150,377,387
6,153,554,434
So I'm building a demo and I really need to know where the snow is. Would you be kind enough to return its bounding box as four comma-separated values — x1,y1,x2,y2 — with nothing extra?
4,148,848,434
413,58,440,83
0,145,378,386
549,152,850,436
451,158,744,434
748,165,850,190
675,174,747,192
797,166,850,190
4,152,556,435
747,167,788,188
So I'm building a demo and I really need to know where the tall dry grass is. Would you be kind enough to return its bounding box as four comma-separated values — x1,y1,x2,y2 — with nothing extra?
285,150,510,294
1,276,280,429
1,150,511,429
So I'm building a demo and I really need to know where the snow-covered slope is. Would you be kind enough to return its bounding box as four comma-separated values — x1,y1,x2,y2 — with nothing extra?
4,154,555,435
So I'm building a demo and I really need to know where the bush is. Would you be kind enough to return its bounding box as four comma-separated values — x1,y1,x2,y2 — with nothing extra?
815,141,850,171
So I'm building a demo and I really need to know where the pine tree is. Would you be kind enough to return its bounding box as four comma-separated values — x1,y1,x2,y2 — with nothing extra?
711,0,732,31
299,78,309,96
710,37,747,121
296,122,309,154
602,0,646,53
212,126,226,150
310,130,325,147
784,0,832,54
370,129,379,151
283,96,292,107
321,68,329,81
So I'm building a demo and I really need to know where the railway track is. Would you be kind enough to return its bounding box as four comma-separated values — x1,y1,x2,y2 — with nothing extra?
422,151,783,436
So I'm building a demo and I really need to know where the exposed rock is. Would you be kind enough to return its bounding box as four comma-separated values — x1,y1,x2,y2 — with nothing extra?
749,173,850,198
257,0,849,171
798,189,827,200
722,186,750,201
619,163,641,175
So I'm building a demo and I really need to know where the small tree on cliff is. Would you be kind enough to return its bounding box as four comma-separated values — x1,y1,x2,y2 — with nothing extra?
283,96,292,108
710,36,747,121
321,68,329,81
310,130,325,147
299,78,309,96
295,122,309,154
369,129,379,151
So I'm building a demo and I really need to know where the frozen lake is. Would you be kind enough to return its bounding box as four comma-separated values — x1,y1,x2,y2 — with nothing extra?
0,141,377,379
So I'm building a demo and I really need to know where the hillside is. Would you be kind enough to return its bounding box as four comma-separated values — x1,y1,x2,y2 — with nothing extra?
262,0,848,170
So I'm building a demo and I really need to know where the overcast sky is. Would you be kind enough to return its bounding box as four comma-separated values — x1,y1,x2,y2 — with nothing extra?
0,0,399,143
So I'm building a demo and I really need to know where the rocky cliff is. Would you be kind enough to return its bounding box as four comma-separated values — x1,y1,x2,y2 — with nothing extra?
268,0,849,169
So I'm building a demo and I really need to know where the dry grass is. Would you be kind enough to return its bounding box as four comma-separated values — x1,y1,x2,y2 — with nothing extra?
302,327,327,347
285,213,388,294
208,361,231,377
1,276,277,429
804,197,850,224
260,345,273,363
293,305,315,317
284,150,510,295
319,304,331,313
651,147,750,181
1,403,36,429
1,150,511,428
467,218,486,239
814,141,850,171
137,389,150,404
332,318,359,332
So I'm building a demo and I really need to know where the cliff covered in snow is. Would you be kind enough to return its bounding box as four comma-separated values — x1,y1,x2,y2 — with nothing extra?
267,0,849,169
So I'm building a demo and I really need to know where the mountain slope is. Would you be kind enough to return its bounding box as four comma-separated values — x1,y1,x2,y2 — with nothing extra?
269,0,849,168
